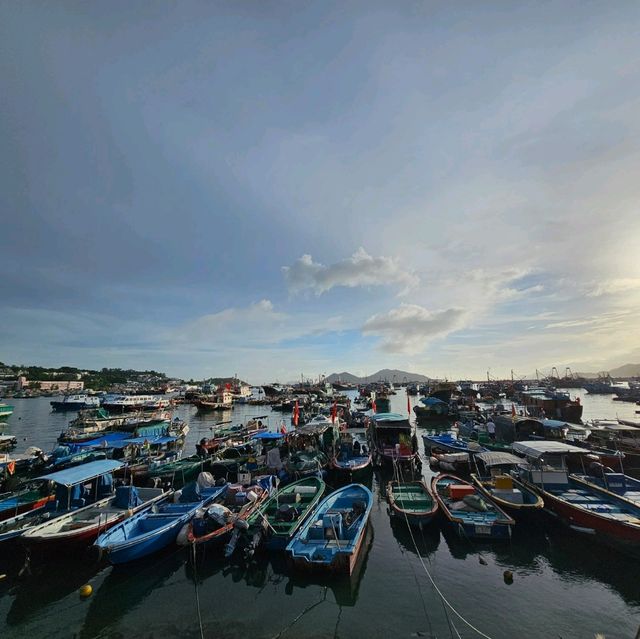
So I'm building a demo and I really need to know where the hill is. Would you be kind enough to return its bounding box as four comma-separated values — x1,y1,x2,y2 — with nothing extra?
609,363,640,378
326,369,431,384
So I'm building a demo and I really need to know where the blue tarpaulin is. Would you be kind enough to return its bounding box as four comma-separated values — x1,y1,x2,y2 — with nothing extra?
252,432,284,440
75,433,131,448
420,397,448,406
36,459,124,486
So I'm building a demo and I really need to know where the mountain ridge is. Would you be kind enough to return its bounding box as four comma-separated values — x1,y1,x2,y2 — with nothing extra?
326,369,432,384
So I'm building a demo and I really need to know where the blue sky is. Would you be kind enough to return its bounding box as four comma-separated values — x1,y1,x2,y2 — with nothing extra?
1,2,639,382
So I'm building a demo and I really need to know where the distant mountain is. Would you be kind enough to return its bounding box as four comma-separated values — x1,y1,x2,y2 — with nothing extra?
609,363,640,378
326,369,431,384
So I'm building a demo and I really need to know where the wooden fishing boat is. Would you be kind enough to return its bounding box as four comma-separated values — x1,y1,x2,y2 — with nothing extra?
287,483,373,575
0,460,125,544
469,451,543,519
0,483,54,523
241,476,325,555
386,480,438,528
368,413,420,470
185,476,275,552
432,474,515,540
94,483,228,564
514,440,640,555
331,429,372,478
21,484,167,551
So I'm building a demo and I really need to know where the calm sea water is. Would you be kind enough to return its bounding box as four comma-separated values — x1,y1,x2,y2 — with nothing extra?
0,391,639,639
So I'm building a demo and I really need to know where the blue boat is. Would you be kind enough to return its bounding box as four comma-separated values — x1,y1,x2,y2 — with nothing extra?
286,483,373,574
422,432,487,455
94,482,228,564
432,474,515,540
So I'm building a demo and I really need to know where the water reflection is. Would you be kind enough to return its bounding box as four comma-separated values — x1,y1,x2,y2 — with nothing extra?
79,547,188,639
185,527,373,609
5,555,103,627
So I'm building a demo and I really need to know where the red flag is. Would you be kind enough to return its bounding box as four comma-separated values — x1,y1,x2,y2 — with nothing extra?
225,382,232,390
331,400,337,424
293,400,299,426
406,391,411,415
371,398,377,413
280,420,287,435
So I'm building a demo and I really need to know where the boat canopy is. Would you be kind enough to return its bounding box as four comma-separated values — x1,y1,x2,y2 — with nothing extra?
474,451,523,466
370,413,410,428
512,440,586,458
36,459,124,486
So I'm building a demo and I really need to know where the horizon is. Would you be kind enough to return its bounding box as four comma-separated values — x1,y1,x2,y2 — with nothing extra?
1,3,639,381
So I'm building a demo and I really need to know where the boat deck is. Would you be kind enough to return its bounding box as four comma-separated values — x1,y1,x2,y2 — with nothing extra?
550,487,640,524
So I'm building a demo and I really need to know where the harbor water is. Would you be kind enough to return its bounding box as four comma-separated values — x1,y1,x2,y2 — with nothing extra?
0,392,639,638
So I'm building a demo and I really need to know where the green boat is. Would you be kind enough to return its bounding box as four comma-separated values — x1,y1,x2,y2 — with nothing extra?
243,476,325,554
0,404,14,421
147,455,208,487
387,480,438,529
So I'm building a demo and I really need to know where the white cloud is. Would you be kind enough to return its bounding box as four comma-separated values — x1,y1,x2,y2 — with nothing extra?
176,299,288,346
282,248,419,296
585,278,640,298
362,304,467,354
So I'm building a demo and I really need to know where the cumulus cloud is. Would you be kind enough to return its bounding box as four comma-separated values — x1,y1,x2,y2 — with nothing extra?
282,248,419,296
362,304,467,353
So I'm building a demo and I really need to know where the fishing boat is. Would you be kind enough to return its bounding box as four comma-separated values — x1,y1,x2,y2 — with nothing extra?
469,451,544,519
286,483,373,574
184,476,275,551
386,480,438,528
331,429,372,478
0,460,125,544
432,474,515,540
413,397,453,421
195,387,234,412
102,395,167,413
0,482,53,522
368,413,420,470
0,435,17,452
21,482,167,551
94,482,228,564
422,432,486,455
0,403,14,420
241,476,325,556
147,455,209,487
518,388,583,422
513,440,640,554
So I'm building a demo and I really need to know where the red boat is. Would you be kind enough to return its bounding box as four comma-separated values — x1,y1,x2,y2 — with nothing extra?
514,440,640,555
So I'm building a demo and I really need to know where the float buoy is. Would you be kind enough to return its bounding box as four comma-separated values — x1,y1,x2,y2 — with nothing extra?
503,570,513,584
79,584,93,598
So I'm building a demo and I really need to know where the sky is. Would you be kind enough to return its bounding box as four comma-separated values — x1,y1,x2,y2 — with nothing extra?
1,1,640,383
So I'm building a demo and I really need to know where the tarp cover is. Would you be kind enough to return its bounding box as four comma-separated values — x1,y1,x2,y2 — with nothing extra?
474,451,523,466
512,440,586,458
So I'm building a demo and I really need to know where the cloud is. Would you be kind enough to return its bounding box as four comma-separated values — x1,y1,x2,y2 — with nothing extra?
282,248,419,296
585,278,640,297
362,304,467,353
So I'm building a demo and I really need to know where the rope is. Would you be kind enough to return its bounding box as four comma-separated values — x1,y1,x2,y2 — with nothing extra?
393,458,494,639
192,539,205,639
270,586,328,639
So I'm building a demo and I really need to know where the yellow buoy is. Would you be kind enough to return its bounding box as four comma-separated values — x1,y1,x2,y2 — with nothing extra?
503,570,514,584
79,584,93,598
